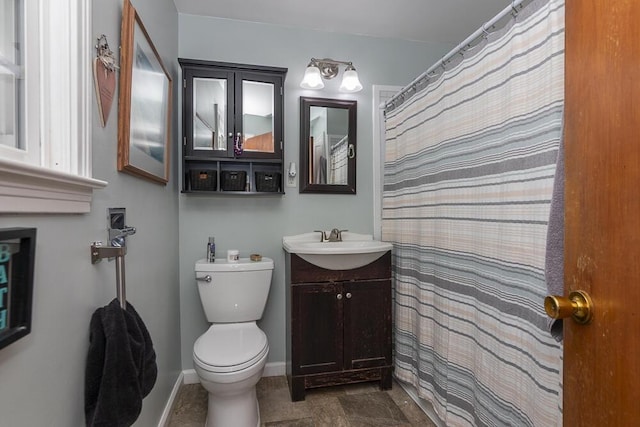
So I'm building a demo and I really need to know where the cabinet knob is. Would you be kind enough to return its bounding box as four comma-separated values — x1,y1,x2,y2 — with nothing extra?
336,293,343,300
346,292,352,299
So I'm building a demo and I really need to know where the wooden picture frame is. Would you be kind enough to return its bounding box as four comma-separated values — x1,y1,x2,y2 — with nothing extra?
118,0,172,184
0,228,36,351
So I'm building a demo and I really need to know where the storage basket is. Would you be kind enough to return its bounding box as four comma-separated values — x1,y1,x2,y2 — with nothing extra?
189,170,217,191
220,170,247,191
255,172,281,192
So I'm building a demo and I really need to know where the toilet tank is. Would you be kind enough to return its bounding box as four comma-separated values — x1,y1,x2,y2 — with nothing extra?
195,257,274,323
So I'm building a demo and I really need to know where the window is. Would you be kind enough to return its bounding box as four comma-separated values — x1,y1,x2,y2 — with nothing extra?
0,0,106,214
0,1,23,159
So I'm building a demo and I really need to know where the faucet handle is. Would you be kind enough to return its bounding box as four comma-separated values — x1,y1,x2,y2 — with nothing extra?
313,230,327,242
338,229,348,240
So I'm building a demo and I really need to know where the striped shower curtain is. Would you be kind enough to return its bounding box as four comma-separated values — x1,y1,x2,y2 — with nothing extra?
382,0,564,425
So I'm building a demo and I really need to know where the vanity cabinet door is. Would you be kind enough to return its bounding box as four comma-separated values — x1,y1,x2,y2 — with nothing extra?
291,282,344,375
343,280,392,370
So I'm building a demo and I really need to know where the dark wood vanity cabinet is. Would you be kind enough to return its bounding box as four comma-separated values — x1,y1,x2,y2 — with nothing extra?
285,252,392,401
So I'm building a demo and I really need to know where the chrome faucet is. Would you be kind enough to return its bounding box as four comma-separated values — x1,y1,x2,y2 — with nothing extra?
327,228,342,242
314,228,348,242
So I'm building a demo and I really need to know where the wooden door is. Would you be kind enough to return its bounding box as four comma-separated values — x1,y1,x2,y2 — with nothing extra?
564,0,640,424
291,282,343,375
343,279,392,370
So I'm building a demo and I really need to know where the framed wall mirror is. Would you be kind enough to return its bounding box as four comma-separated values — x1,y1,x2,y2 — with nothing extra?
300,97,356,194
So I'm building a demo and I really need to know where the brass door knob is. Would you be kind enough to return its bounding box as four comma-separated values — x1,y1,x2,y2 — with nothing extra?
544,290,594,324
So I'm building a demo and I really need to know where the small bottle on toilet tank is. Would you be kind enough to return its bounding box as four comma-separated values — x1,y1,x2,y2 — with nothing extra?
207,237,216,262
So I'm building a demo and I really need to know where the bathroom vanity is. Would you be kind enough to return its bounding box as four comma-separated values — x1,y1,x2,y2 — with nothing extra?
284,244,392,401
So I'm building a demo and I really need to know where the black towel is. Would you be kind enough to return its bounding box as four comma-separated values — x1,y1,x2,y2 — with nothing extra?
85,299,157,427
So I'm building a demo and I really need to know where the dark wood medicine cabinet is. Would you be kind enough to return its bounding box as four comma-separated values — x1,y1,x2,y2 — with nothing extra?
299,97,357,194
179,59,287,194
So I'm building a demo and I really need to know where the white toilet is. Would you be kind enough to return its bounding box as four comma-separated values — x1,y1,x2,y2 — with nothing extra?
193,257,274,427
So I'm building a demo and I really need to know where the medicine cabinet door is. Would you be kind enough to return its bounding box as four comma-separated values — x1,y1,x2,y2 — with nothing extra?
235,72,283,160
184,67,234,158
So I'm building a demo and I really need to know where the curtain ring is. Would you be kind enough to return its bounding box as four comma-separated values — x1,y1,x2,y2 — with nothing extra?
511,1,519,16
482,24,491,39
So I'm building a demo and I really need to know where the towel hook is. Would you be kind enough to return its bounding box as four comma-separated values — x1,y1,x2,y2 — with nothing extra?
90,241,128,309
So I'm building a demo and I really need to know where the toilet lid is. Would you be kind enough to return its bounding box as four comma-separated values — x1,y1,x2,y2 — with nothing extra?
193,323,268,373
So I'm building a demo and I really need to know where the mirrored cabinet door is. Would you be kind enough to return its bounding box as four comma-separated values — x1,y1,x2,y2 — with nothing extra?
235,72,283,159
309,105,350,185
242,81,274,152
193,77,228,152
300,97,357,194
184,68,234,158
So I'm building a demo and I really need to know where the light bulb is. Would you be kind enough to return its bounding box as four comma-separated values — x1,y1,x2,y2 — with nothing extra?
300,65,324,89
339,68,362,93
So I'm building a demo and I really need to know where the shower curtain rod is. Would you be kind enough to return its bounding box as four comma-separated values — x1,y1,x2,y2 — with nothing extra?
385,0,530,111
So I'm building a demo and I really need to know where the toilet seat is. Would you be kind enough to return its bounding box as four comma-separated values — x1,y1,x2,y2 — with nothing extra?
194,323,268,373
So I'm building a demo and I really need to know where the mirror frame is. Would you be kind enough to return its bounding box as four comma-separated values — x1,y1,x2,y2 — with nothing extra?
299,96,357,194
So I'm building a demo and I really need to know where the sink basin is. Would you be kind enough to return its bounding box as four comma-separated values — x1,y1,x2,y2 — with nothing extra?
283,232,392,270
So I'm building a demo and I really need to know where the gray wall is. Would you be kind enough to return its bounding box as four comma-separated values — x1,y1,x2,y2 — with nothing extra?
0,0,181,425
178,15,453,369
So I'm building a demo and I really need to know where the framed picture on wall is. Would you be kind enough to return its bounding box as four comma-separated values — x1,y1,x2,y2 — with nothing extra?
117,0,172,184
0,228,36,351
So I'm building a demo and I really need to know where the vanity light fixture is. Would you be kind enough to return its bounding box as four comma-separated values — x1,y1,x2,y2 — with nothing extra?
300,58,363,93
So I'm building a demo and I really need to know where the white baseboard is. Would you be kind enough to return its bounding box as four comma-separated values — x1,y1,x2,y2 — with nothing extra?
158,371,184,427
263,362,285,377
182,368,199,384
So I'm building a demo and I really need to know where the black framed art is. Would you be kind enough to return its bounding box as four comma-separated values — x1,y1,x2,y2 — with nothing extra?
0,228,36,350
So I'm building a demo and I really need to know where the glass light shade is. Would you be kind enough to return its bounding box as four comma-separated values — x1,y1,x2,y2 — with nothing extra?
300,65,324,89
339,69,363,93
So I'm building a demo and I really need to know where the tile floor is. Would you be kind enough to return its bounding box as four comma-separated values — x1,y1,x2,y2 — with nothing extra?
168,376,437,426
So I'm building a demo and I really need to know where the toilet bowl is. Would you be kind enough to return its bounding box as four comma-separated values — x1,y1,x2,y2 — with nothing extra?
193,257,274,427
194,322,269,427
